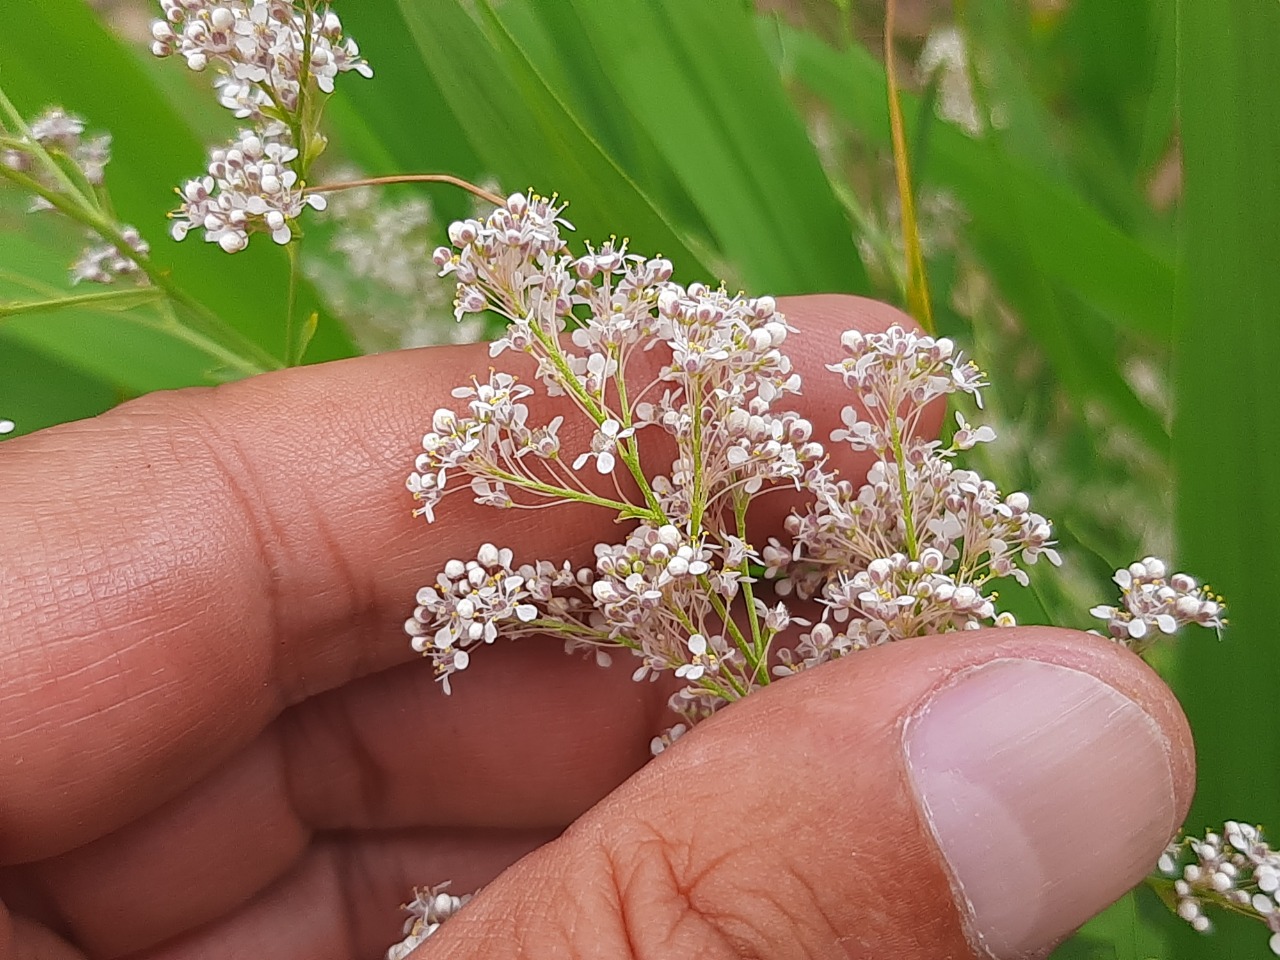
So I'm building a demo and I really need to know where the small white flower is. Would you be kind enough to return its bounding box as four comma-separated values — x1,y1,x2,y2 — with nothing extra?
675,633,713,681
572,418,635,474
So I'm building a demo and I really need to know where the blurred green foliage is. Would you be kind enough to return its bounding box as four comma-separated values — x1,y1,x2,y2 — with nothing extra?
2,1,1275,956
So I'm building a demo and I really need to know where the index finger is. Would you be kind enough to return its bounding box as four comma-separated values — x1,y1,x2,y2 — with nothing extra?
0,294,924,862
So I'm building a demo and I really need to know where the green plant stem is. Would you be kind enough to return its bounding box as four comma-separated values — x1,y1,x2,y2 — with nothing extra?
285,241,301,365
883,0,936,333
733,489,767,679
0,89,102,218
697,572,755,677
151,297,278,376
525,322,666,519
669,603,749,699
689,375,708,535
0,286,162,318
483,462,653,520
889,414,919,558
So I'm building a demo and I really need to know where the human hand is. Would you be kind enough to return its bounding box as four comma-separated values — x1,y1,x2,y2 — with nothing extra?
0,295,1193,959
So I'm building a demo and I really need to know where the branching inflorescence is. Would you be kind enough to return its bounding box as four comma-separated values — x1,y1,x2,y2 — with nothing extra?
153,0,371,251
0,2,376,377
1158,822,1280,952
0,6,1249,954
402,191,1223,747
387,190,1233,956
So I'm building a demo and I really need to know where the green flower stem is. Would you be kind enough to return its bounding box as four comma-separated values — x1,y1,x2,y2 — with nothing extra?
525,321,666,520
669,603,748,699
697,572,756,682
151,297,281,376
701,673,746,701
0,286,162,318
530,619,635,650
285,241,301,366
482,462,654,521
608,346,665,517
732,489,768,682
0,88,98,217
888,412,919,559
1144,873,1263,926
689,374,708,535
298,3,315,128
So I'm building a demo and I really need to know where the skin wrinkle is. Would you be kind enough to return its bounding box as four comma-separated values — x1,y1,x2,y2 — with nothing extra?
608,826,686,960
267,641,659,833
593,812,788,960
290,684,395,829
182,400,299,713
25,732,312,958
676,799,845,959
327,842,371,960
263,402,397,703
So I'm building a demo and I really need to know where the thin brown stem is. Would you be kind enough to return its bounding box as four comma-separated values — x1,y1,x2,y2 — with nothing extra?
310,174,505,207
884,0,936,334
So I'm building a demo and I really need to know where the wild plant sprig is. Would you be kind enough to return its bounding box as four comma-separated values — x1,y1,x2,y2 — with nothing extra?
400,191,1219,735
1153,822,1280,953
391,190,1230,959
152,0,372,259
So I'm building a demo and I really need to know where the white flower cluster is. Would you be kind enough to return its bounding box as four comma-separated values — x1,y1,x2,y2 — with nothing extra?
1090,557,1225,653
169,129,326,252
765,325,1060,657
1,108,112,200
153,1,371,252
307,174,463,351
71,226,151,284
397,191,1229,950
385,883,472,959
1160,822,1280,953
0,108,150,285
401,192,1213,746
152,0,371,114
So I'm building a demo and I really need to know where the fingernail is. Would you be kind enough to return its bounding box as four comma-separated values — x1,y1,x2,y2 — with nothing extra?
904,659,1177,959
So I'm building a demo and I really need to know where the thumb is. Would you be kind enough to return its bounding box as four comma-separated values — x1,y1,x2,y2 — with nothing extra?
418,627,1194,960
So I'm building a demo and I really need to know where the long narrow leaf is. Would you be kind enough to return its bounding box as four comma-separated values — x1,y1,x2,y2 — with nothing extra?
393,0,713,281
1171,0,1280,956
557,0,867,294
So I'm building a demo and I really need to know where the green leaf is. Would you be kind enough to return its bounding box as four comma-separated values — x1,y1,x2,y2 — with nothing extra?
1171,1,1280,957
0,334,122,435
327,1,486,228
391,0,716,282
1052,887,1169,960
554,0,867,294
0,226,222,392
